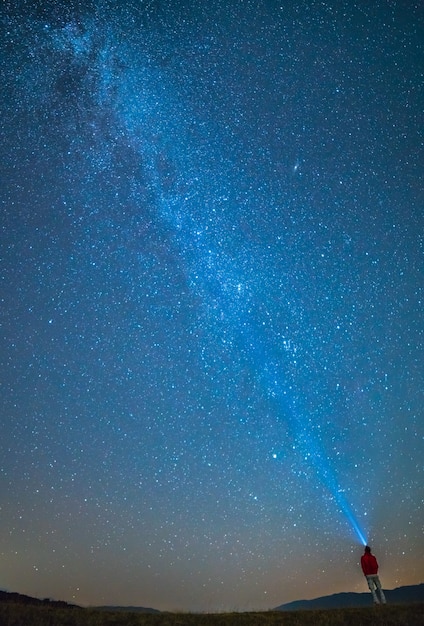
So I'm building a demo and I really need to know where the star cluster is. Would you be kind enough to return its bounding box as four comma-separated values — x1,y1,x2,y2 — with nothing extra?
1,0,423,612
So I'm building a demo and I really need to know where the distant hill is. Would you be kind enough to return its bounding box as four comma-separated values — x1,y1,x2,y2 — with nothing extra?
0,589,79,609
0,590,161,615
94,605,161,614
275,583,424,611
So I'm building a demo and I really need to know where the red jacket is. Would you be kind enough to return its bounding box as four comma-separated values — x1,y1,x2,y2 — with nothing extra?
361,552,379,576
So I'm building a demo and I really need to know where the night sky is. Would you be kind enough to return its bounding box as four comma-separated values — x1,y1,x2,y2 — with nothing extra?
1,0,423,613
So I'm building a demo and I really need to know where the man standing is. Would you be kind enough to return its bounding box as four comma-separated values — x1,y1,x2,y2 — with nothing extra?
361,545,387,605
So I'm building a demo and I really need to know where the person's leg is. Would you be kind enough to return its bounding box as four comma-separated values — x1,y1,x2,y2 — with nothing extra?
366,576,379,604
374,576,386,604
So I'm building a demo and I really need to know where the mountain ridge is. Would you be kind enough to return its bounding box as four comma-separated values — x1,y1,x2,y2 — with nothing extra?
0,590,159,614
2,583,423,614
274,582,424,611
0,590,79,609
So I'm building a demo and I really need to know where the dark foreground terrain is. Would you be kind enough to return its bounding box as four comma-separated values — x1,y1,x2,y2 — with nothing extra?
0,603,423,626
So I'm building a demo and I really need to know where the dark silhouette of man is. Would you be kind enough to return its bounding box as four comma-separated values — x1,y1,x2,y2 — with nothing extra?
361,545,386,604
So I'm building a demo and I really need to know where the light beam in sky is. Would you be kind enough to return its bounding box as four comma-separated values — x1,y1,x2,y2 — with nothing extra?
69,0,369,548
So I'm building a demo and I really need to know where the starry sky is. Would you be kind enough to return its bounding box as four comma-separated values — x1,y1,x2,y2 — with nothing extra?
1,0,423,613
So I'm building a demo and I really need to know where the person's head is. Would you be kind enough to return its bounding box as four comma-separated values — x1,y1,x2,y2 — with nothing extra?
364,545,371,554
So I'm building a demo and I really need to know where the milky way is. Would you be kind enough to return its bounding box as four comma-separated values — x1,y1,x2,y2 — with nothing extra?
1,0,423,612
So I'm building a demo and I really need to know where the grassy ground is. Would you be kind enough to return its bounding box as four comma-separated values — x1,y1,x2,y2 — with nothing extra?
0,603,423,626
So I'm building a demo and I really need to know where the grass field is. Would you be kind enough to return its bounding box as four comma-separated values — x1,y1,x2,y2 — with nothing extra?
0,603,423,626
